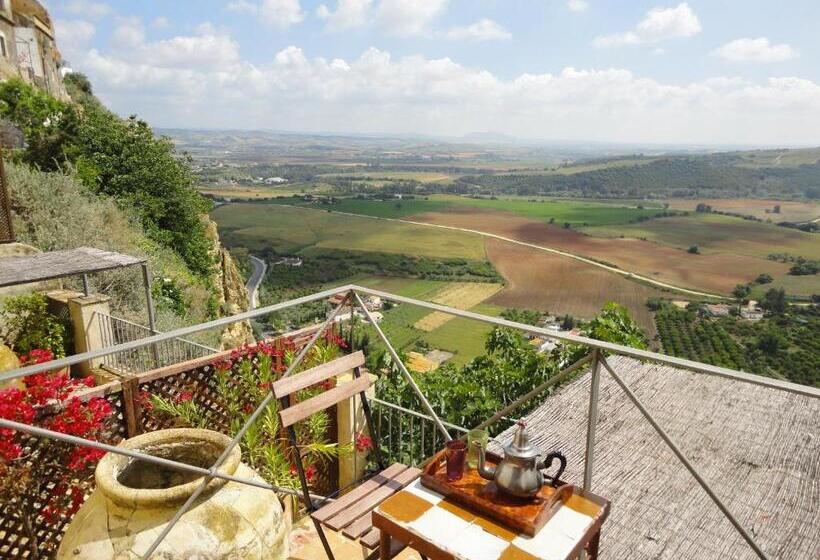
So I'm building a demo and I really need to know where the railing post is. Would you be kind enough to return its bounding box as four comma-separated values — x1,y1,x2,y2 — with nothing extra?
141,262,161,368
120,374,143,438
583,349,601,491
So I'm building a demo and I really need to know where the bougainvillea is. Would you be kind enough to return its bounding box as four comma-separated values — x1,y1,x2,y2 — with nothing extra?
0,350,113,558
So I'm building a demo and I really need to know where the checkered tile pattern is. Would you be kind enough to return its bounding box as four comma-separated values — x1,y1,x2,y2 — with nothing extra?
376,480,600,560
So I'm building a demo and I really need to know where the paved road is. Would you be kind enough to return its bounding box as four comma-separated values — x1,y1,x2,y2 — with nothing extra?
246,256,267,310
278,204,726,300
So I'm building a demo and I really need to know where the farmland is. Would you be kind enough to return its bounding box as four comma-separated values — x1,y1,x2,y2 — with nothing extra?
664,198,820,223
584,213,820,260
211,203,486,260
484,238,664,336
268,194,668,226
413,208,795,295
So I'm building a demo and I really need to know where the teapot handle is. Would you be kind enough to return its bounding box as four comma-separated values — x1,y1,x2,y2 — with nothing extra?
539,452,567,487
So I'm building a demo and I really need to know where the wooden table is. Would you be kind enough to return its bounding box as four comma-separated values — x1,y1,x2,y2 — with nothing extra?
372,479,610,560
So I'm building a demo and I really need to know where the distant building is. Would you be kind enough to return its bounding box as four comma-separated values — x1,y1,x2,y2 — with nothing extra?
0,0,68,99
704,304,731,317
264,177,288,184
274,256,302,267
363,296,383,311
740,307,764,321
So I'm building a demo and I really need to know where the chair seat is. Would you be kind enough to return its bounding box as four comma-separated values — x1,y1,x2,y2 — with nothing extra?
311,463,421,549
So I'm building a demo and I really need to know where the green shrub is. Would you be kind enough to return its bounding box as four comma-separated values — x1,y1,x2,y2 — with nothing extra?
0,293,66,357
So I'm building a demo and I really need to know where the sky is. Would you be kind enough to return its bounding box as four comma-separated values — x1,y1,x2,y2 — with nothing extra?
45,0,820,146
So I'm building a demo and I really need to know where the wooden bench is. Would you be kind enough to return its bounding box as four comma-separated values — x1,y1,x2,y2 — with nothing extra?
273,350,421,559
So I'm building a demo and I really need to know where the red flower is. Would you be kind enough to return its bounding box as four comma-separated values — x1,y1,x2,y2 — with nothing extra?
305,464,317,483
137,390,154,412
174,391,193,404
0,439,22,462
19,348,54,366
213,358,233,371
66,447,106,470
355,433,373,453
318,378,336,391
242,403,254,414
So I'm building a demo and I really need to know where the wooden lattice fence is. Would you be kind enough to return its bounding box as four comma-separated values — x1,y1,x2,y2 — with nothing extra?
0,324,340,559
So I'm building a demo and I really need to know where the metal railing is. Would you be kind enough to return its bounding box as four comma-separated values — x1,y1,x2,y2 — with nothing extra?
0,283,817,559
96,312,218,374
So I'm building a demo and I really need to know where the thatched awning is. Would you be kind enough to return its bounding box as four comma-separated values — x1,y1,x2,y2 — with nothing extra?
491,356,818,559
0,247,145,288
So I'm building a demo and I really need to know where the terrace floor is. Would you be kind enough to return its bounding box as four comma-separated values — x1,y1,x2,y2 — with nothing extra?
289,515,423,559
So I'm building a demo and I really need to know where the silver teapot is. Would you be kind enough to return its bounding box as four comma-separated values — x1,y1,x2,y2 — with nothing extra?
474,422,566,499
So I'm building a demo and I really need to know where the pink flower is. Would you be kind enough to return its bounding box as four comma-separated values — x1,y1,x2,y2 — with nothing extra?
174,391,193,404
355,433,373,452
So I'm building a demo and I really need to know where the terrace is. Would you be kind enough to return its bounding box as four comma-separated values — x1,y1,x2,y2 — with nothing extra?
0,283,817,560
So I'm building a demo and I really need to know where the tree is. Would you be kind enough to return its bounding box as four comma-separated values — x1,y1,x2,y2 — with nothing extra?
761,288,787,313
695,203,712,212
732,284,751,302
560,314,575,330
772,204,781,214
754,273,773,285
757,331,785,354
583,302,647,350
688,245,699,254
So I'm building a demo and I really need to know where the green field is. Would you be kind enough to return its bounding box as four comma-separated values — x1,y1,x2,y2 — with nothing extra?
267,194,669,226
211,203,486,259
352,278,506,367
584,213,820,260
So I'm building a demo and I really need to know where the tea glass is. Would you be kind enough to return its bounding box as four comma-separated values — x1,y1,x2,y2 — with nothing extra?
445,440,467,481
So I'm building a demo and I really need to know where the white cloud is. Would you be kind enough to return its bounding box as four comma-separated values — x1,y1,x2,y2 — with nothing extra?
65,0,112,21
54,19,96,61
376,0,447,36
567,0,589,12
445,19,510,41
68,35,820,145
594,3,701,47
152,16,170,29
713,38,798,63
316,0,372,29
227,0,304,28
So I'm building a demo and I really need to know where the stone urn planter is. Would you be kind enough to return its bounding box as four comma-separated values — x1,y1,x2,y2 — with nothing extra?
57,428,289,559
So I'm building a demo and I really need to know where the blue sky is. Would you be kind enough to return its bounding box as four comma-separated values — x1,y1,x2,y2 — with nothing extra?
46,1,820,145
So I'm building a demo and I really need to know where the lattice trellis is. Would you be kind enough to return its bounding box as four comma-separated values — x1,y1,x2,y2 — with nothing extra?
0,392,127,559
0,152,14,244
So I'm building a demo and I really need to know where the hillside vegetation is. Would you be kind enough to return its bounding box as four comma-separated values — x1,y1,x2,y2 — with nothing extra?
6,162,215,329
0,76,214,277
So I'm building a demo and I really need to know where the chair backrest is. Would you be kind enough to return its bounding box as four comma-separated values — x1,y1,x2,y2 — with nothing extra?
273,350,368,428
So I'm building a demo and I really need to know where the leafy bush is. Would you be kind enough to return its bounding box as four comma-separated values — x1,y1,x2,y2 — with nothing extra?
0,294,66,358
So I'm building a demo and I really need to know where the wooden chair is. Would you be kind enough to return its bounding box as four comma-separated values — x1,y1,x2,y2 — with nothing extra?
273,350,422,560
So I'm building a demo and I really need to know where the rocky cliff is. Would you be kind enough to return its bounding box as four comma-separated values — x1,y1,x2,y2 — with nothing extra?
204,217,254,349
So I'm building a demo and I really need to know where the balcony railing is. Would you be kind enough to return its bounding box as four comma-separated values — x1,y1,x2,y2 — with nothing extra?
95,312,218,374
1,283,817,560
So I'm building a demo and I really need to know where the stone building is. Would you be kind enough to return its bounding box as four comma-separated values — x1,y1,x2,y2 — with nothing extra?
0,0,67,99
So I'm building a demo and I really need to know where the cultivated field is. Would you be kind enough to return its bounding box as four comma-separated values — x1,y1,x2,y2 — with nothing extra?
413,208,792,295
484,239,663,337
414,282,503,331
211,203,487,260
585,213,820,260
200,183,332,199
664,198,820,223
277,195,666,226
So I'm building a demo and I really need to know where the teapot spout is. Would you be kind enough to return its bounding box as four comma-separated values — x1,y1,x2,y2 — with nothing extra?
473,441,495,480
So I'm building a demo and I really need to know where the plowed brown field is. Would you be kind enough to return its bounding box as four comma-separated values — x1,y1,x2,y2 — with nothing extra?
484,239,663,337
413,209,789,295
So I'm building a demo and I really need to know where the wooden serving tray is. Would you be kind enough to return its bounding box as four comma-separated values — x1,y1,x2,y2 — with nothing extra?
421,448,574,537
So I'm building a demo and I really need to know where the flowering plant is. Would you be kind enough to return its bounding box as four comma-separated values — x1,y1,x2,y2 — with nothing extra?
147,329,351,491
0,351,113,558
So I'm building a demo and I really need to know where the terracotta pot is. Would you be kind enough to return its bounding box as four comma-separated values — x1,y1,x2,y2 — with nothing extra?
57,428,289,559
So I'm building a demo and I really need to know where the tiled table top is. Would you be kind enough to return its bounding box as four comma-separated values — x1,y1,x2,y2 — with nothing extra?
373,479,605,560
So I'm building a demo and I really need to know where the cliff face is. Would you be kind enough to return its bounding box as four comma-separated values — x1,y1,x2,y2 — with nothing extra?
204,217,254,349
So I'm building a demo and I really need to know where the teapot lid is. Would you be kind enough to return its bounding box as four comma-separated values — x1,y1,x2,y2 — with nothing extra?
505,422,541,460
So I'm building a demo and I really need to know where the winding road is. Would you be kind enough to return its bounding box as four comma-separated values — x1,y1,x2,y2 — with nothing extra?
246,255,267,310
280,204,726,300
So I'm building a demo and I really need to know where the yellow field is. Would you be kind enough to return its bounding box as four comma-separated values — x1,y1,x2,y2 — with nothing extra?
414,282,503,331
